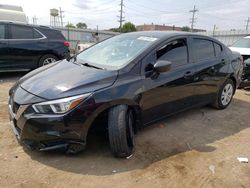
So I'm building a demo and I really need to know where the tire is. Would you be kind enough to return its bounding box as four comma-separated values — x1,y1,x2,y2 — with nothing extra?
38,54,58,67
212,79,235,109
108,105,135,158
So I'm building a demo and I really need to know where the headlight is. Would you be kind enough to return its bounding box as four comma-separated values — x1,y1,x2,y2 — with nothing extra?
32,93,91,114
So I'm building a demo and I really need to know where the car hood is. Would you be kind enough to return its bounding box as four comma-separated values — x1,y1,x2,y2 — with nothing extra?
229,47,250,56
20,60,118,100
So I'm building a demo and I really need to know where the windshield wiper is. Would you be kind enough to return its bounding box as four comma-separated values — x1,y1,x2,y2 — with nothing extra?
81,62,104,70
67,55,104,70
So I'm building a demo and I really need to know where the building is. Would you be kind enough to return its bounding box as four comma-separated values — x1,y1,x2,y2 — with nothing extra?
0,4,27,23
136,24,206,32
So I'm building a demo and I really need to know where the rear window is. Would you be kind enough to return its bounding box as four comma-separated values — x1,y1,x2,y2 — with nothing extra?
38,28,65,40
10,25,33,39
232,38,250,48
193,38,215,61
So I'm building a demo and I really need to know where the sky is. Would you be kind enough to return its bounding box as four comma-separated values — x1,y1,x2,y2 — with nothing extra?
0,0,249,31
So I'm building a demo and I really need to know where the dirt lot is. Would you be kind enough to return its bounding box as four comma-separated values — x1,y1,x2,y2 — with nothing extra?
0,73,250,188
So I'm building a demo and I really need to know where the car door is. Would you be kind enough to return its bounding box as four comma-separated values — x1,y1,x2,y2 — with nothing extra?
190,37,227,105
0,23,10,70
8,24,44,70
140,37,197,124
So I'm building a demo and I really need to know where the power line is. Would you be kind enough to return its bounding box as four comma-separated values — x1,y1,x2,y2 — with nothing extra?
246,17,250,31
200,12,244,22
126,0,187,14
118,0,125,32
126,5,189,18
189,5,198,32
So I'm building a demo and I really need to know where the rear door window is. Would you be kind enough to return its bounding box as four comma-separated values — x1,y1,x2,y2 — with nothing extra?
0,24,5,39
193,38,215,61
156,38,188,67
33,29,43,39
10,25,33,39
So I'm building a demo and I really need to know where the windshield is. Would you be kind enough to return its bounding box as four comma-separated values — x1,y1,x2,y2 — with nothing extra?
232,38,250,48
77,34,159,69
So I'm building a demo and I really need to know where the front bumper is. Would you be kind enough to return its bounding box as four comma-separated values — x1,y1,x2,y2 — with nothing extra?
8,92,92,151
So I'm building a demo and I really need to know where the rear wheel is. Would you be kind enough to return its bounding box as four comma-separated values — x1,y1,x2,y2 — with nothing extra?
212,79,235,109
108,105,135,158
38,54,58,67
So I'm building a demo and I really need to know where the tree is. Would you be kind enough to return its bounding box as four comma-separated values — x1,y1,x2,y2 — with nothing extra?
109,28,120,32
76,22,87,29
121,22,136,33
65,23,76,28
182,26,190,32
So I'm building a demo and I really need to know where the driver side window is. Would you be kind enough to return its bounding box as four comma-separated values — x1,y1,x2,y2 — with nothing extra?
156,39,188,67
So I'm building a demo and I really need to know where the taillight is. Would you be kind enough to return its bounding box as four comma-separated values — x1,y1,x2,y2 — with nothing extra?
64,41,70,47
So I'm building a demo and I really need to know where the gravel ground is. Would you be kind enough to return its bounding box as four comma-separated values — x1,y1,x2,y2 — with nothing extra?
0,73,250,188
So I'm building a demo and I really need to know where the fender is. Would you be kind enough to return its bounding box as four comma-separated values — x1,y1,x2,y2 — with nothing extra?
79,97,142,141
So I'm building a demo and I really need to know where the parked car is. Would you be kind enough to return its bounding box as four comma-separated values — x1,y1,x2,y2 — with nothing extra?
8,31,243,158
0,21,70,72
77,42,95,53
229,36,250,87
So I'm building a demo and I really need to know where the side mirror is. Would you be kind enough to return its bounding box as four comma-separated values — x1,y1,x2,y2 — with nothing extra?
154,60,172,73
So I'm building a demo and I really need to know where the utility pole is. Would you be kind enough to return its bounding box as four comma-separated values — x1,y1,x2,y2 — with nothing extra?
213,24,216,37
189,5,198,32
59,7,64,28
246,17,250,31
67,21,70,41
32,16,38,25
118,0,125,33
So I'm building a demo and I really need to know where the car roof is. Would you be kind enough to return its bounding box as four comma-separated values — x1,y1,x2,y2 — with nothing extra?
122,31,217,43
0,20,55,30
123,31,189,38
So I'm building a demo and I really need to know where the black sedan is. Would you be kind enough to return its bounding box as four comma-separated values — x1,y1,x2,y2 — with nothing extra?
8,31,243,157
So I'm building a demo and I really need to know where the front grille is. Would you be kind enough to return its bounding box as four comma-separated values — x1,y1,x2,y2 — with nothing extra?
12,102,20,114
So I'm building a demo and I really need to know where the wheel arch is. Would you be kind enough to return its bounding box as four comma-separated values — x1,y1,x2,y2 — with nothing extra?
37,53,60,67
229,74,237,94
82,99,142,141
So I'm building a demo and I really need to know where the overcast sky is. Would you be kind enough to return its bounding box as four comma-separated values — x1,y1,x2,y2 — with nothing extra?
1,0,249,31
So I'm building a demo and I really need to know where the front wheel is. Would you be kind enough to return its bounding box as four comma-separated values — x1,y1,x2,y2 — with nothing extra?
108,105,135,158
212,79,235,109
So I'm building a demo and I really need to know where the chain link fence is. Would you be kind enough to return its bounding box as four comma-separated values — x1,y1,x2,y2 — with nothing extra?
198,30,250,46
55,27,250,49
54,27,118,51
